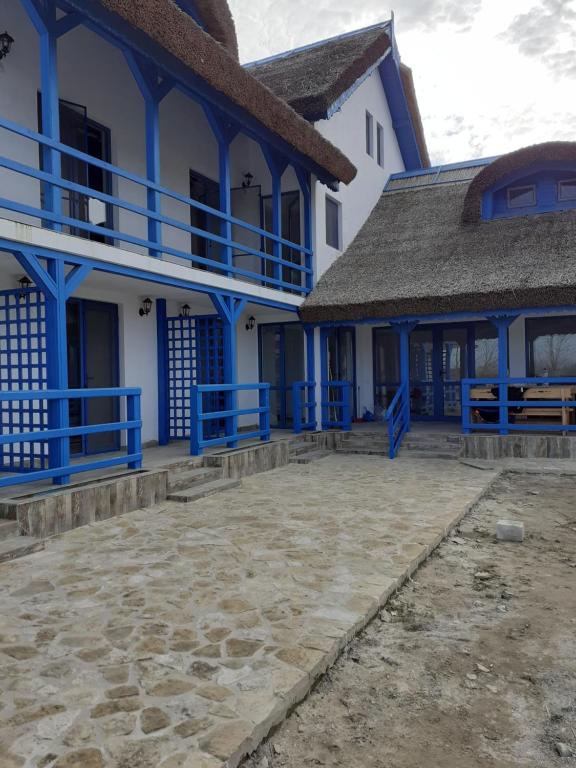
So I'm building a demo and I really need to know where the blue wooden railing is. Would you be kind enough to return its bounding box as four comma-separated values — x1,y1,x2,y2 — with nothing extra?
292,381,316,434
462,377,576,435
0,116,312,295
321,381,352,431
385,383,409,459
0,387,142,488
190,383,271,456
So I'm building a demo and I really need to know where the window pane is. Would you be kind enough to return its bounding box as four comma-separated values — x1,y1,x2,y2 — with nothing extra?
527,316,576,376
507,185,535,208
325,196,340,249
366,111,373,156
474,321,498,378
376,123,384,167
559,179,576,201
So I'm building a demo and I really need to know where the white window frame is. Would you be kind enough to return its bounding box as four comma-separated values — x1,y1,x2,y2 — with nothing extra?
507,184,536,209
365,111,374,157
325,195,342,250
558,178,576,202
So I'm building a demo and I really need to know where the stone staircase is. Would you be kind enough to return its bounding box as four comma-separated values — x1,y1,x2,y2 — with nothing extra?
162,458,241,503
288,439,332,465
335,430,462,460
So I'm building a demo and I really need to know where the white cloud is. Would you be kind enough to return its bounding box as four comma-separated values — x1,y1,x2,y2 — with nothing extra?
229,0,576,164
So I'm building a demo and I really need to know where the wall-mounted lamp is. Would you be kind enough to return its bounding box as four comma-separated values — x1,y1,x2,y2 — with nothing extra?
242,172,254,189
0,31,14,61
180,303,191,319
18,275,32,300
139,297,152,317
245,315,256,331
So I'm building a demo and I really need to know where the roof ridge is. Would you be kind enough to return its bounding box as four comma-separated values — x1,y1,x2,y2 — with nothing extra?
243,20,391,68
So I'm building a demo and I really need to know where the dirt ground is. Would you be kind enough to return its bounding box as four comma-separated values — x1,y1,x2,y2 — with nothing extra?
242,470,576,768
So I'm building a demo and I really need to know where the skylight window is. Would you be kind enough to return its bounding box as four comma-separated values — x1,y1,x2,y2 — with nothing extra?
507,185,536,209
558,179,576,202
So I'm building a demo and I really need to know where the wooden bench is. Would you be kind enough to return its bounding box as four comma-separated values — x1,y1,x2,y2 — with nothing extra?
519,386,576,427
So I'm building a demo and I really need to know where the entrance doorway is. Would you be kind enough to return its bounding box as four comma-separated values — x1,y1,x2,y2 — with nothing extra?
259,323,305,428
324,326,357,417
67,299,120,455
373,323,499,421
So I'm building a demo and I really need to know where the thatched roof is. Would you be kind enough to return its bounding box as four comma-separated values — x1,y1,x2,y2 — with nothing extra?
247,23,430,167
184,0,239,59
85,0,356,185
300,156,576,323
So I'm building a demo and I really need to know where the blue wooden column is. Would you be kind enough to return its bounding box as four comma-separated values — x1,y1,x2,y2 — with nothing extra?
15,250,91,484
305,325,316,430
210,294,246,447
263,146,289,286
156,299,169,446
203,106,239,276
296,167,313,292
125,53,172,257
487,314,518,435
390,321,418,433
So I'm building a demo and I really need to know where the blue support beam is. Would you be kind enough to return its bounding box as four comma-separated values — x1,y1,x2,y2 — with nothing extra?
263,146,289,285
295,167,314,292
125,51,173,257
210,294,246,447
391,321,418,434
305,324,317,431
487,313,518,435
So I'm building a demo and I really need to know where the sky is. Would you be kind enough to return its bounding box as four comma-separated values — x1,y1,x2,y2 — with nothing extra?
228,0,576,165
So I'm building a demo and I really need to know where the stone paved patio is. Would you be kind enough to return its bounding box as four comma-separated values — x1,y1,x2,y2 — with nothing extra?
0,455,498,768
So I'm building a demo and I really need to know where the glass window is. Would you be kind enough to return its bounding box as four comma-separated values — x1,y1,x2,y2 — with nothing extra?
474,322,499,378
527,316,576,376
507,185,536,209
558,179,576,201
366,111,374,157
325,196,341,249
376,123,384,167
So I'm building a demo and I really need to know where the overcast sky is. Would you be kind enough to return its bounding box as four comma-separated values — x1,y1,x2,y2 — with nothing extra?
229,0,576,165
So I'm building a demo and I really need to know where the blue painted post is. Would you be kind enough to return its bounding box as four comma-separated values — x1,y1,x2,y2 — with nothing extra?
296,168,313,292
342,383,352,431
462,381,471,434
259,385,270,441
320,328,328,429
217,137,233,275
223,316,238,448
45,259,70,484
190,384,201,456
305,325,316,430
263,148,289,287
392,321,417,434
292,383,302,434
488,315,517,435
127,393,142,469
156,299,169,445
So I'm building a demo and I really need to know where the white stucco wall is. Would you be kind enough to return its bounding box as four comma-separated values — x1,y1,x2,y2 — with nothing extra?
313,67,405,279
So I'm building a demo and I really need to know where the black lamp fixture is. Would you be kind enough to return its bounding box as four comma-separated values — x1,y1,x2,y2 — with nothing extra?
245,315,256,331
139,297,152,317
179,303,191,319
18,275,32,300
242,172,254,189
0,30,14,61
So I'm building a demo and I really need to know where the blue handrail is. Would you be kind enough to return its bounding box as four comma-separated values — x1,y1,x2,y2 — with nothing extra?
462,377,576,435
320,380,352,431
0,387,142,488
385,383,409,459
292,381,316,434
190,383,271,455
0,116,312,295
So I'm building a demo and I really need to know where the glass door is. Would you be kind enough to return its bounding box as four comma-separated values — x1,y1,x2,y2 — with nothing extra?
441,327,468,418
259,323,304,428
326,327,356,418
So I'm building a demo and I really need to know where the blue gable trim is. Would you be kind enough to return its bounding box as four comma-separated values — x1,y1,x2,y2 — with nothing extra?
173,1,206,30
389,156,499,181
325,53,390,120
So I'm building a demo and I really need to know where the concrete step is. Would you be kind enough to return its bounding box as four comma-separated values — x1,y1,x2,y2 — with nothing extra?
402,442,461,452
290,450,332,464
399,450,459,460
289,441,317,456
0,536,44,564
335,446,388,456
0,520,19,541
158,457,205,473
167,477,241,503
168,467,222,493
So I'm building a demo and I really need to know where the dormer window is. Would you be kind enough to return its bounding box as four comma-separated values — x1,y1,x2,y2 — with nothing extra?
507,185,536,209
558,179,576,202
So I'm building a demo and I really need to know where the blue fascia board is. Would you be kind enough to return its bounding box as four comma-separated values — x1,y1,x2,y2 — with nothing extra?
378,54,422,171
58,0,340,187
324,50,391,120
389,155,500,181
172,0,205,29
0,238,300,314
244,20,391,69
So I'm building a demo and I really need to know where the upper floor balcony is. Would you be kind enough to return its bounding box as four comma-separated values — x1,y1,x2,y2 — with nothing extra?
0,0,356,298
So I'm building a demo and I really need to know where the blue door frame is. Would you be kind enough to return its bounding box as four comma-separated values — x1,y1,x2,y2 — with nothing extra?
374,322,476,422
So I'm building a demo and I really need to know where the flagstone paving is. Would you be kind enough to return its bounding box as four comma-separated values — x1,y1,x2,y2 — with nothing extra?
0,455,498,768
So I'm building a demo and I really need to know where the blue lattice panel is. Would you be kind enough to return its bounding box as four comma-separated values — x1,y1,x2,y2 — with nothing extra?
167,315,224,440
0,290,48,472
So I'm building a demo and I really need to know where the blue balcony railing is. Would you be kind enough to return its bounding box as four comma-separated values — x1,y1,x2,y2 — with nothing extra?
0,116,312,295
190,382,271,456
292,381,316,434
321,380,352,431
0,387,142,488
462,377,576,435
385,382,409,458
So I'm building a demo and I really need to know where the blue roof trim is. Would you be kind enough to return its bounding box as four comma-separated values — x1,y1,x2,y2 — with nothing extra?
325,50,391,120
244,20,391,68
173,0,205,29
389,156,500,181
